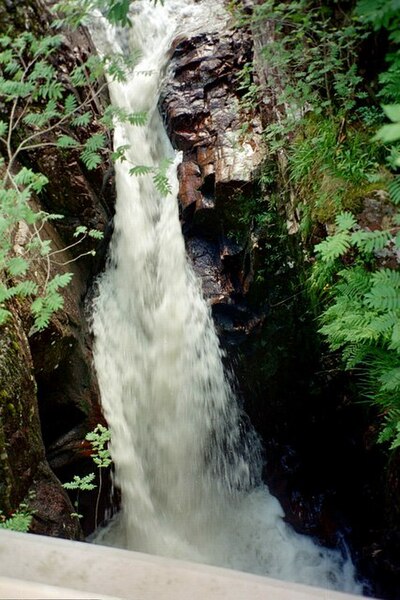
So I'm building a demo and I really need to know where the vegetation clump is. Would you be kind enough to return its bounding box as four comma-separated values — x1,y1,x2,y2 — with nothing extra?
231,0,400,448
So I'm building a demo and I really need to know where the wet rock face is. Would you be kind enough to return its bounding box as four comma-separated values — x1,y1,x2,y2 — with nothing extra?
0,313,80,538
0,313,43,514
162,30,264,199
161,27,265,342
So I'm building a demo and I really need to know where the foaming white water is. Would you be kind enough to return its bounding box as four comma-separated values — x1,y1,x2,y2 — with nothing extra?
91,0,362,593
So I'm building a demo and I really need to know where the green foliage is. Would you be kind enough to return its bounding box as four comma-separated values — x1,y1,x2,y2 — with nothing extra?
313,205,400,447
129,158,173,196
356,0,400,104
239,0,400,450
236,62,259,113
0,168,103,331
242,0,386,229
53,0,164,29
388,176,400,205
0,499,33,532
63,424,111,526
0,26,156,330
63,473,97,491
288,118,382,224
249,0,368,150
53,0,132,28
244,0,400,453
374,106,400,168
85,423,112,469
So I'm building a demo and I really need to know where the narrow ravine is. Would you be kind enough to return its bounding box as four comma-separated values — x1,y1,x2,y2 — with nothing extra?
90,0,362,593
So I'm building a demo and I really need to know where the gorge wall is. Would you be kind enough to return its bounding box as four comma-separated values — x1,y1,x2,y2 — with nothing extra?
0,0,114,536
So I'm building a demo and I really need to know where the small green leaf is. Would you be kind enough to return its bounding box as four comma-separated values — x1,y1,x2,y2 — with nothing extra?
88,229,104,240
0,120,7,138
64,94,78,114
127,112,147,126
335,211,357,232
81,151,102,170
56,135,79,149
47,272,73,292
7,257,28,276
129,165,153,176
374,123,400,143
0,307,11,325
382,105,400,123
111,144,130,162
71,111,92,128
74,225,87,237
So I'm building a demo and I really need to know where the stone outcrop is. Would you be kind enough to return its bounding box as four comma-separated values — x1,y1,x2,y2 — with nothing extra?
161,25,265,342
0,310,81,538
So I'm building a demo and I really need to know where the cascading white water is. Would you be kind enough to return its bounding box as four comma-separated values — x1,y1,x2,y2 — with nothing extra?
91,0,362,593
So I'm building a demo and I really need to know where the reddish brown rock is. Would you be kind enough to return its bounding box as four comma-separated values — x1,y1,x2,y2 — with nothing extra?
161,29,264,218
161,24,265,342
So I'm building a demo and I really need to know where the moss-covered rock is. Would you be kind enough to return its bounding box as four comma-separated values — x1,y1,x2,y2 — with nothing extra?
0,310,81,539
0,0,114,536
0,311,43,512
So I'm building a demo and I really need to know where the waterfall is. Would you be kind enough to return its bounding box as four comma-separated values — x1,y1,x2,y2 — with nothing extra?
90,0,362,593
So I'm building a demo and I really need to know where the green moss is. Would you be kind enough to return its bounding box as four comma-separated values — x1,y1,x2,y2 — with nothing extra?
288,116,386,226
6,404,16,419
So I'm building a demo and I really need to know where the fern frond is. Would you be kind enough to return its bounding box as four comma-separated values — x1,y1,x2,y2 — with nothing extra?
47,272,73,292
342,343,370,368
389,322,400,352
64,93,78,115
56,135,79,149
127,112,147,126
335,267,371,299
351,229,392,253
335,211,357,232
315,231,351,263
379,366,400,392
71,111,92,128
366,311,398,337
83,133,105,152
372,268,400,289
365,284,400,311
388,176,400,205
129,165,153,176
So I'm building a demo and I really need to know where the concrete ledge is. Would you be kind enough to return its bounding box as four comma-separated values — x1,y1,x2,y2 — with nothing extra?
0,530,368,599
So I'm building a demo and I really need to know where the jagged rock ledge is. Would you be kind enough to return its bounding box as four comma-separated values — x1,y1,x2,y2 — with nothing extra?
161,24,265,343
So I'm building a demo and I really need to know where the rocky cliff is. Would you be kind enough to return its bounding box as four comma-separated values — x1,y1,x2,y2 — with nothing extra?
0,0,114,536
161,22,266,344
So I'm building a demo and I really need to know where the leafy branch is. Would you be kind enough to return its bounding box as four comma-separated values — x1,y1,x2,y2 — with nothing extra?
63,424,111,527
0,30,150,331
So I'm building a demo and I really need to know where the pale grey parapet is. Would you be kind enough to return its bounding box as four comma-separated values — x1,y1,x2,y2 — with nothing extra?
0,530,369,600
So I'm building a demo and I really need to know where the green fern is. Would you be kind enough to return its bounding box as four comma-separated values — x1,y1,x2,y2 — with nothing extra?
388,176,400,205
365,284,400,311
0,504,33,532
335,211,357,232
56,134,79,148
315,230,352,263
129,165,153,176
351,229,392,254
71,111,92,128
63,473,96,491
